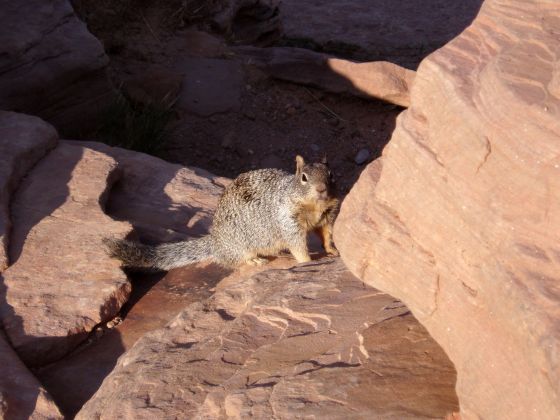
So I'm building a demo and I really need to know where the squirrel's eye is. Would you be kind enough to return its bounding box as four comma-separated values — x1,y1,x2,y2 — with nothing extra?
301,173,308,183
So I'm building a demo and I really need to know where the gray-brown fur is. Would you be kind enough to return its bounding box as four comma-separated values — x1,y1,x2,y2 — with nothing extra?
105,155,339,270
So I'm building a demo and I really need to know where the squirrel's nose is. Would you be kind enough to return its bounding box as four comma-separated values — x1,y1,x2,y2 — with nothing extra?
316,183,327,194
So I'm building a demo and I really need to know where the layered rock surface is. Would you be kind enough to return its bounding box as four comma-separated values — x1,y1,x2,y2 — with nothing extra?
335,0,560,418
0,0,112,137
0,112,58,271
1,141,131,366
77,259,458,419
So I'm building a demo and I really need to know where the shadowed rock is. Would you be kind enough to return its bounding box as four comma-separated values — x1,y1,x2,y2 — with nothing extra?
335,0,560,418
0,330,63,419
279,0,483,68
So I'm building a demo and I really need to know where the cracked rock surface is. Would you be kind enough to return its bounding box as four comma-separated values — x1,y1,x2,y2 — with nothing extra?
77,258,458,419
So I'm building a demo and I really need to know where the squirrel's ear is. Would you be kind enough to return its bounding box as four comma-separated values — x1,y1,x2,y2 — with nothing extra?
295,155,305,174
320,153,328,165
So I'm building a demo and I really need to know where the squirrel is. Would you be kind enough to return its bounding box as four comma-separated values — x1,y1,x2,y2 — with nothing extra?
104,155,339,270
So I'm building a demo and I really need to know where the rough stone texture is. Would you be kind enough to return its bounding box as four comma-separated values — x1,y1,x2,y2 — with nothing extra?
0,0,113,137
77,259,458,419
70,141,230,243
0,112,58,271
335,0,560,418
0,331,63,420
279,0,483,68
237,46,414,107
0,142,132,367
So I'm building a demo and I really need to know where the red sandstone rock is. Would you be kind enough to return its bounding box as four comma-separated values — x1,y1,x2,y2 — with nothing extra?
335,0,560,418
0,331,63,419
237,46,414,107
0,112,58,271
0,0,113,137
77,259,458,419
0,143,132,366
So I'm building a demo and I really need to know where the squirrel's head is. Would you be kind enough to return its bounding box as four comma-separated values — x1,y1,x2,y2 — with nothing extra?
294,155,335,202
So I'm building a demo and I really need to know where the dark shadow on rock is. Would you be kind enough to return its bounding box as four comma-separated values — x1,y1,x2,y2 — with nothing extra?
35,327,126,418
275,0,485,69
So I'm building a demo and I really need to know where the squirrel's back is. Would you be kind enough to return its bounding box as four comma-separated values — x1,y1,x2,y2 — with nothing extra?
211,168,296,265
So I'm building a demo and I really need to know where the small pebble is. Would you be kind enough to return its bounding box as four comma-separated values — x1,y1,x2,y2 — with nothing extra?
354,148,371,165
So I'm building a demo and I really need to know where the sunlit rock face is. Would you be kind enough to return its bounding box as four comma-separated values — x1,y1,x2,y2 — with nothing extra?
335,0,560,418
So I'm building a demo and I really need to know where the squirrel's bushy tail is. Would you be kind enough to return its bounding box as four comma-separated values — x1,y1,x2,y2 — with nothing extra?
103,236,213,270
